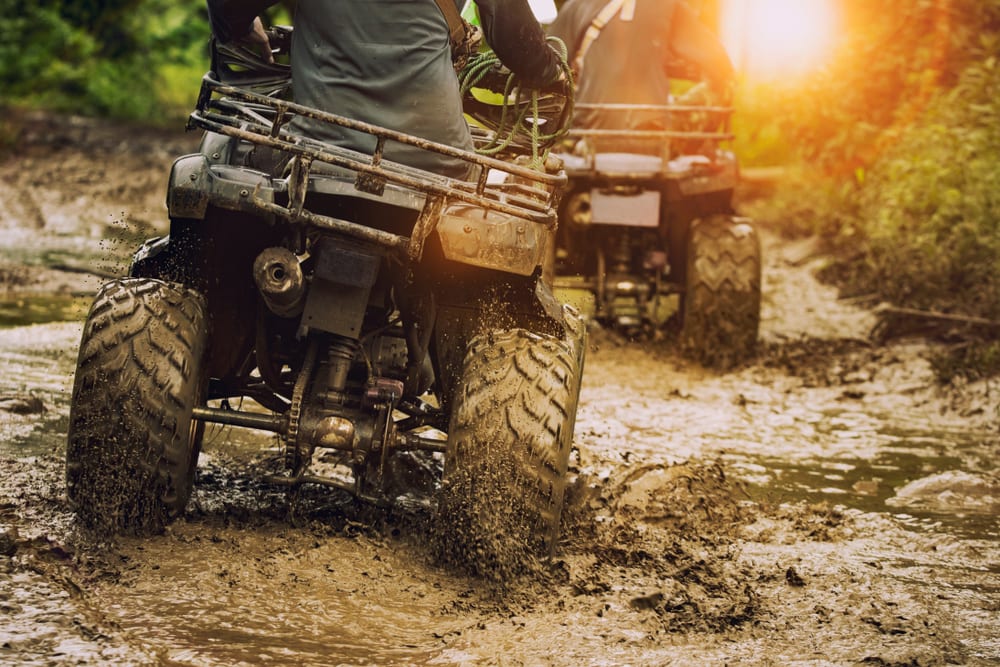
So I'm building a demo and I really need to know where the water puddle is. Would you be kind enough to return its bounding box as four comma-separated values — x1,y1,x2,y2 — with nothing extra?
0,295,91,328
0,322,80,457
726,410,998,539
0,234,131,281
0,560,158,666
737,452,998,539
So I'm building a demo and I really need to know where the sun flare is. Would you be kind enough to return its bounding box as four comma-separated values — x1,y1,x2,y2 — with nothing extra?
721,0,839,79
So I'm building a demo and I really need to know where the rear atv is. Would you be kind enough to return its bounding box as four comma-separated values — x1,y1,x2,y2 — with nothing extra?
681,214,761,368
553,101,761,368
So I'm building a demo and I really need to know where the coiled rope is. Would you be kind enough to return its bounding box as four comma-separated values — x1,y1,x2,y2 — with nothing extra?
458,36,575,169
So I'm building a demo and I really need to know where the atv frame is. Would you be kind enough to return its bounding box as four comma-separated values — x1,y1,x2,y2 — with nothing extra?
66,56,586,569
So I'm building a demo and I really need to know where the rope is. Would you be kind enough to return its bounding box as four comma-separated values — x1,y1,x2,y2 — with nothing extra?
458,36,575,170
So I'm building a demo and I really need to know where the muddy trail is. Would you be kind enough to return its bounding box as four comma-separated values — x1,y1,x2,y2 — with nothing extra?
1,111,998,666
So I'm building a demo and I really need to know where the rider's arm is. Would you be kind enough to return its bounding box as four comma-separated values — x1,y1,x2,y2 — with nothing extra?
668,3,735,99
206,0,279,43
476,0,562,88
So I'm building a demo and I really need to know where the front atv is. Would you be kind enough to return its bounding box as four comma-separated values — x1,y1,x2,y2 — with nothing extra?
65,40,585,568
553,101,761,368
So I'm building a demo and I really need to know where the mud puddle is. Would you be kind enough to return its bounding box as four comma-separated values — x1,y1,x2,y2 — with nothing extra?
2,316,999,665
0,323,80,457
91,525,471,666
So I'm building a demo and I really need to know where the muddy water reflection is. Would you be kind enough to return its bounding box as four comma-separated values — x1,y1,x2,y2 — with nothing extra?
577,346,999,537
97,528,466,666
0,560,161,666
0,295,91,328
732,418,998,537
0,323,80,457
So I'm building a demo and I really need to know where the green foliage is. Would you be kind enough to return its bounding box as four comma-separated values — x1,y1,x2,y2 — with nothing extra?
0,0,209,121
775,0,1000,176
857,54,1000,320
0,1,300,122
752,0,1000,378
730,83,795,168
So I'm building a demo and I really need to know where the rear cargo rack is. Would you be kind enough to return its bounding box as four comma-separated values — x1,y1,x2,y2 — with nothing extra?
568,102,733,139
564,102,733,166
188,75,566,234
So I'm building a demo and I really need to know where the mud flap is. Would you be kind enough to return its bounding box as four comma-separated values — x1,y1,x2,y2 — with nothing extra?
299,239,382,339
535,276,572,335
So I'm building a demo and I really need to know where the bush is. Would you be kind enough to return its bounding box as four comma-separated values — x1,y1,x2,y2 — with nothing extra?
744,1,1000,377
775,0,999,176
858,54,1000,319
0,0,208,122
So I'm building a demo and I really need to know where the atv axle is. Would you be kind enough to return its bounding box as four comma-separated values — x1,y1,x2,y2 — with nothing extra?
190,405,447,453
192,406,286,432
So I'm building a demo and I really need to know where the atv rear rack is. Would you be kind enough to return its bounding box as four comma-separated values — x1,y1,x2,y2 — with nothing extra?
188,75,566,240
563,102,734,175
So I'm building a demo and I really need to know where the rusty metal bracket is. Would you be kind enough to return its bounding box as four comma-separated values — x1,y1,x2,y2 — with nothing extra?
287,155,313,221
355,137,387,196
408,194,445,263
270,107,288,138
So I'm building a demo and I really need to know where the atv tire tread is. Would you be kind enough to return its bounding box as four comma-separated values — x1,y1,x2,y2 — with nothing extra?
681,215,761,370
439,309,585,577
66,278,208,534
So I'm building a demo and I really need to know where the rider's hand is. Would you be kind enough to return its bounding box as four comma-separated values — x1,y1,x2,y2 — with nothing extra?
239,17,274,64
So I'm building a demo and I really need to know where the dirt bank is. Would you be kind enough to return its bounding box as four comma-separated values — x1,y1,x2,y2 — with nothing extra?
0,112,997,666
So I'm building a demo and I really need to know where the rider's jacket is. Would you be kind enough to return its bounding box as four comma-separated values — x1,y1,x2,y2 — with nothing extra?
548,0,734,136
207,0,560,177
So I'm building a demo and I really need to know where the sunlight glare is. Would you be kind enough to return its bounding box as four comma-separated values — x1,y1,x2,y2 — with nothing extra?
722,0,839,79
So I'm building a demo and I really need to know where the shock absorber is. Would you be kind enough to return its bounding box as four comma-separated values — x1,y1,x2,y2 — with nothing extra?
611,231,631,275
323,335,359,406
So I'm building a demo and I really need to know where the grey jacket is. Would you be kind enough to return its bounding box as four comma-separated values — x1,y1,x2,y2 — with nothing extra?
548,0,734,132
207,0,560,177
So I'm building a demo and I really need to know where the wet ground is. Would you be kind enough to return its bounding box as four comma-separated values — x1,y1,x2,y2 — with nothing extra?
1,111,998,665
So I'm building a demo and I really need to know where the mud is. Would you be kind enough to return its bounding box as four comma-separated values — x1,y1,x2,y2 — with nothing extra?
1,112,998,665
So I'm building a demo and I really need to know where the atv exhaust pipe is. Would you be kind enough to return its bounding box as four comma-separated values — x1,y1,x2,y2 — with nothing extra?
254,247,305,317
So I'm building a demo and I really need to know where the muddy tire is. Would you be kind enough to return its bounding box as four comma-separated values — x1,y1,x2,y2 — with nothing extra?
437,307,586,579
66,278,208,535
680,215,761,369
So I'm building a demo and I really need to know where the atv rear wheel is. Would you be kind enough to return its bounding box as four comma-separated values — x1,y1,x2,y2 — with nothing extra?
66,278,208,535
680,215,761,369
437,307,585,578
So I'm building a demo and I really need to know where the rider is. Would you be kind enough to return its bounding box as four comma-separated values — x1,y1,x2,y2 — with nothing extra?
548,0,735,152
206,0,564,178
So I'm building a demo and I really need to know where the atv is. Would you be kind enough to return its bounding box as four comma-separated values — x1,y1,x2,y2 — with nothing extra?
552,93,761,369
65,29,585,566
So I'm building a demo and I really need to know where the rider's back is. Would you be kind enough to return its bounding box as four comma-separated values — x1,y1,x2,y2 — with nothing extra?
207,0,562,178
289,0,473,178
549,0,734,142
